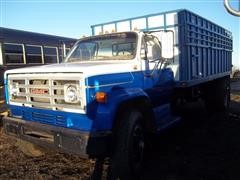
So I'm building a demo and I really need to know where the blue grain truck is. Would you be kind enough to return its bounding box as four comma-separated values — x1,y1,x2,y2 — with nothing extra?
3,9,232,178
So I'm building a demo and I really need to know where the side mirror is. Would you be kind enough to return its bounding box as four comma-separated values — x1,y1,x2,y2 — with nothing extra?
140,48,147,60
151,31,174,59
160,31,174,59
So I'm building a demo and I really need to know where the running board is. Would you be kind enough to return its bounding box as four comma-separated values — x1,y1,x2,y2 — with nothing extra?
156,115,181,132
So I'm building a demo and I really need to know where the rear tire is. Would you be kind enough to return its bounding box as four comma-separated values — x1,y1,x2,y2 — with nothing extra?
204,76,230,112
219,77,230,111
109,110,145,179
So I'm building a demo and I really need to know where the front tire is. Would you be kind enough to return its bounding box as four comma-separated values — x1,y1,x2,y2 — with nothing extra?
109,110,145,179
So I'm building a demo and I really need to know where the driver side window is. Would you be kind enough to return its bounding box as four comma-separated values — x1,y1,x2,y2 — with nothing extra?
143,35,161,61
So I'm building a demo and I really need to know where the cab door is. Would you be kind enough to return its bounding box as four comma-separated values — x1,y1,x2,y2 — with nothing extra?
141,34,174,106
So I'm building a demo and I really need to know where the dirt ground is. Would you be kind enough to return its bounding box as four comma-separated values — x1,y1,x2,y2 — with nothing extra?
0,81,240,180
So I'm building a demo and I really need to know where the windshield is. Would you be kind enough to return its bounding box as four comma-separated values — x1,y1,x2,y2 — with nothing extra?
65,32,137,62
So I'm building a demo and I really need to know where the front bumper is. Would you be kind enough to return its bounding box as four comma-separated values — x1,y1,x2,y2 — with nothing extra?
3,116,112,158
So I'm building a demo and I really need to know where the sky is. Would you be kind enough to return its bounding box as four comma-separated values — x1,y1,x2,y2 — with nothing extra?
0,0,239,68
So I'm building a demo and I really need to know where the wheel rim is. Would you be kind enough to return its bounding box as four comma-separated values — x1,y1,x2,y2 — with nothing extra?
224,85,230,108
224,93,228,108
131,122,145,171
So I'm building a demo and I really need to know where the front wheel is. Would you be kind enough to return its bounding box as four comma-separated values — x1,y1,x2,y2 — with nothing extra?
109,110,145,179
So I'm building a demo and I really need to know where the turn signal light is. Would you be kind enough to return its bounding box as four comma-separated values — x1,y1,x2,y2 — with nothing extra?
95,92,107,103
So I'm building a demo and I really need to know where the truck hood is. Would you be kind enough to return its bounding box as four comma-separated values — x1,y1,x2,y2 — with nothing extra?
5,61,139,78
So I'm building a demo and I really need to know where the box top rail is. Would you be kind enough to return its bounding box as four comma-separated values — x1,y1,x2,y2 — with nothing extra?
91,9,232,37
91,9,183,35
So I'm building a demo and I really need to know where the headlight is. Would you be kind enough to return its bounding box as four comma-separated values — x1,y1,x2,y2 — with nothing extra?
10,82,19,98
64,84,79,103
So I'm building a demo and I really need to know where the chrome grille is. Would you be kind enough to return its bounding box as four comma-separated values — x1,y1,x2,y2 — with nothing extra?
8,73,85,113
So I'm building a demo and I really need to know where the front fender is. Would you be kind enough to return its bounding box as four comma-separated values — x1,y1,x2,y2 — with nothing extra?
87,87,150,131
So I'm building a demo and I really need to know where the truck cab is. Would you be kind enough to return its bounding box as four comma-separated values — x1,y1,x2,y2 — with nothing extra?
3,9,232,179
3,31,177,178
